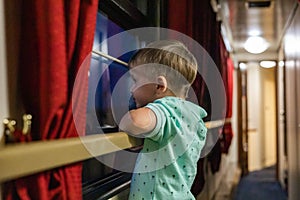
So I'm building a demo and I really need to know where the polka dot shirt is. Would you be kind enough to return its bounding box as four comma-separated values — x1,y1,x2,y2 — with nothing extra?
129,96,207,200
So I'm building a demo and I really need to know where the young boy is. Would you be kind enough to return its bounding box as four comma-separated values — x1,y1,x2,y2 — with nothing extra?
119,40,207,200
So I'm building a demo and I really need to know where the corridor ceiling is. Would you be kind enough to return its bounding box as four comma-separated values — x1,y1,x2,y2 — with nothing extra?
217,0,298,62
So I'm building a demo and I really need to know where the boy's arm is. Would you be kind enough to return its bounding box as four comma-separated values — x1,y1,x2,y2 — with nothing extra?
119,107,157,136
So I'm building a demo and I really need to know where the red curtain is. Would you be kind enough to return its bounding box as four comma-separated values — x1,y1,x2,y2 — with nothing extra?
168,0,225,120
219,35,234,154
4,0,98,199
168,0,223,196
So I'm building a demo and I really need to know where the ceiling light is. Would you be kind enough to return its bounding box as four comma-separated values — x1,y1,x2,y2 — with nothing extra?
278,61,284,67
260,61,276,68
239,62,247,70
248,30,261,36
244,36,269,54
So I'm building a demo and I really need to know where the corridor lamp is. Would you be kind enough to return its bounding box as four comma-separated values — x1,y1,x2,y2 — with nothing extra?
260,61,276,68
244,36,269,54
239,62,247,70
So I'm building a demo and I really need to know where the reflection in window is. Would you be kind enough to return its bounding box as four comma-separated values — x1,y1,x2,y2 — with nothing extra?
82,11,144,199
86,12,144,135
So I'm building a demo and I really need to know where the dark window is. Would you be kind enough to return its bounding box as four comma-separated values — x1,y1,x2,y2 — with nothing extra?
82,1,168,198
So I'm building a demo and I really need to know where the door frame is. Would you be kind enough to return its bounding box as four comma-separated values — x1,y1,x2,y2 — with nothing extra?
237,64,249,176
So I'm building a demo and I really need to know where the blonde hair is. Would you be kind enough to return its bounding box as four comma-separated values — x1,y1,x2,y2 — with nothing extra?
128,40,198,97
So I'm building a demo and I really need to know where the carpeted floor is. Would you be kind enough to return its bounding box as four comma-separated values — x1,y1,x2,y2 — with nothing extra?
233,166,287,200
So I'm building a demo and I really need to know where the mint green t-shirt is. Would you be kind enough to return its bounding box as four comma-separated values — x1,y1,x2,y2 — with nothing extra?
129,96,207,200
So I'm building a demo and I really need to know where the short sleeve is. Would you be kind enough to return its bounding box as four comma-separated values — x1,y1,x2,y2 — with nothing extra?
144,103,166,141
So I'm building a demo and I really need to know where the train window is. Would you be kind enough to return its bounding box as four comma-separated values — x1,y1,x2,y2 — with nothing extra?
128,0,168,27
98,0,167,29
82,8,146,199
86,12,142,135
128,0,148,16
82,0,168,197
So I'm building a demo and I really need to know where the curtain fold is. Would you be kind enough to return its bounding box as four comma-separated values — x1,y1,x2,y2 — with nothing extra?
168,0,225,120
219,34,234,154
168,0,223,196
4,0,98,199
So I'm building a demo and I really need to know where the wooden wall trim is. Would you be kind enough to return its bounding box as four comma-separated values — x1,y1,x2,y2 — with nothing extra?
0,119,229,183
0,132,141,182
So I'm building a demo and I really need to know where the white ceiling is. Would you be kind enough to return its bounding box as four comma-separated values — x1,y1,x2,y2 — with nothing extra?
217,0,298,62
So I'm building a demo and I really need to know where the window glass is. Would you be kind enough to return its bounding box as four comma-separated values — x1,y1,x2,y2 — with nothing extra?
129,0,148,15
86,12,142,134
82,11,144,198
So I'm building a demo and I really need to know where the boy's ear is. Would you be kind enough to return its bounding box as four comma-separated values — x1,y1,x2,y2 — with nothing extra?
156,76,168,93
